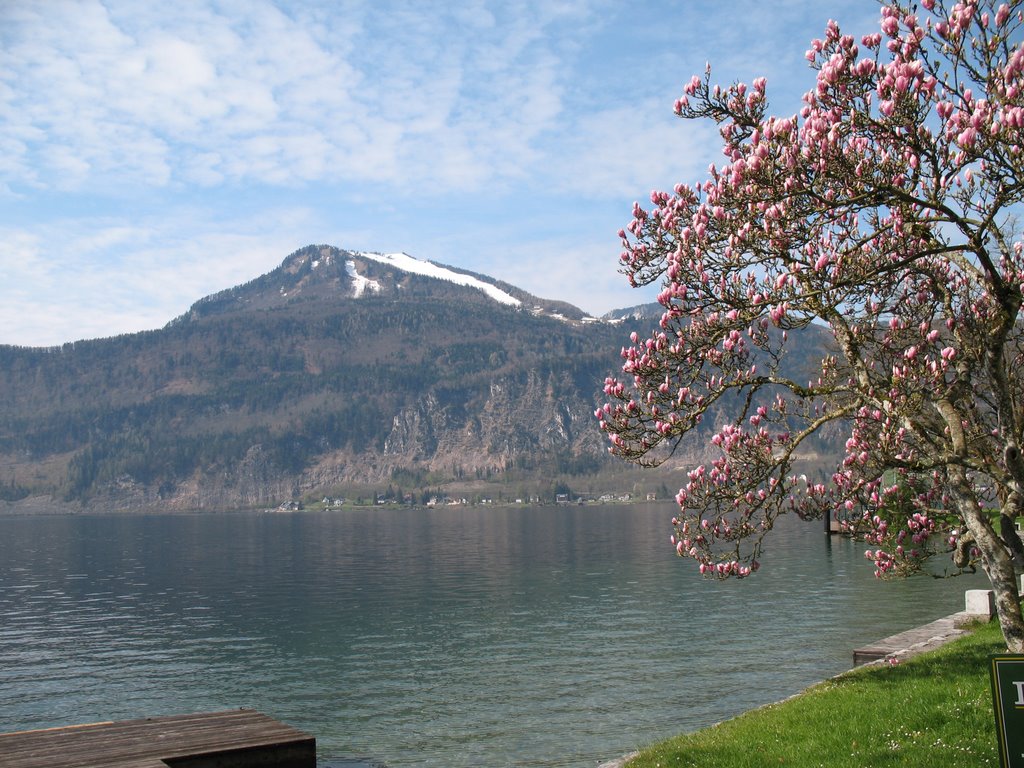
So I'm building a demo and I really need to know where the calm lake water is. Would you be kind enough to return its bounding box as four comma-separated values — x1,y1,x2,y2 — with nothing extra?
0,504,986,766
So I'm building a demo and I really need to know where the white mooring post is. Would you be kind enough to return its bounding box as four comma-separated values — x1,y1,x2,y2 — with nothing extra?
965,589,996,618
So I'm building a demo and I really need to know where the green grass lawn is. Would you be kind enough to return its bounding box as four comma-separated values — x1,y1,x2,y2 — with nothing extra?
627,619,1006,768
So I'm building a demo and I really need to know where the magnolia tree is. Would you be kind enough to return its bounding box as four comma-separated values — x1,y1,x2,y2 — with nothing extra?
598,0,1024,651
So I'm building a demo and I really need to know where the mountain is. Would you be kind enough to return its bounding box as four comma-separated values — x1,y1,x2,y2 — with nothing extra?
0,246,673,512
601,302,664,323
0,245,840,513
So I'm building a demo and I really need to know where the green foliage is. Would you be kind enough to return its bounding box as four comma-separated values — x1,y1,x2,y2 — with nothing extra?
0,477,30,501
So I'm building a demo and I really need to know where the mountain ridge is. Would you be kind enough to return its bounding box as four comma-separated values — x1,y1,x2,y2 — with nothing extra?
0,245,662,511
0,244,837,513
177,245,597,327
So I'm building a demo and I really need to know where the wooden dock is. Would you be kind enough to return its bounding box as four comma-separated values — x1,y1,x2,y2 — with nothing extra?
0,709,315,768
852,611,981,665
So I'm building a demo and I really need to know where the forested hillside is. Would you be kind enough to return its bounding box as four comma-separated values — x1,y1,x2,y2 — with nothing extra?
0,245,836,511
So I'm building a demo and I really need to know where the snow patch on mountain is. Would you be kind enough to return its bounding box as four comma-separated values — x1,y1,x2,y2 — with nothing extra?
311,252,334,270
355,251,521,307
345,259,381,298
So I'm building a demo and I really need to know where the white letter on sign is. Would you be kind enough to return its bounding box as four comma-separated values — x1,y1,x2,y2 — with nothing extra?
1014,680,1024,706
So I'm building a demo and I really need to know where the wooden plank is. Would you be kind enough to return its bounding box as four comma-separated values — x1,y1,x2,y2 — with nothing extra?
1,713,259,763
0,710,315,768
1,711,314,768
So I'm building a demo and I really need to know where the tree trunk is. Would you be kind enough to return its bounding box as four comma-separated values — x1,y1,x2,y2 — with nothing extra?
981,541,1024,652
956,477,1024,652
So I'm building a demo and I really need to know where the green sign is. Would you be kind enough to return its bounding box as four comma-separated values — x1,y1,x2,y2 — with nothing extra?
991,654,1024,768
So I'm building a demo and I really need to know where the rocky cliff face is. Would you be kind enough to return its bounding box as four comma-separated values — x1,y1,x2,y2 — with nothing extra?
382,368,603,468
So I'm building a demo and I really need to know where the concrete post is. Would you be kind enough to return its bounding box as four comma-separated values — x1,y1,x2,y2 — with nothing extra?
965,589,996,617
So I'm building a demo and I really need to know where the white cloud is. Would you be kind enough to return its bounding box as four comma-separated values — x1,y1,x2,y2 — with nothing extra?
0,0,893,347
474,236,661,319
546,100,720,200
0,0,879,195
0,0,601,195
0,212,306,346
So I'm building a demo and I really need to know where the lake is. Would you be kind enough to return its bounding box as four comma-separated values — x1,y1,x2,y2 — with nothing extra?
0,504,987,766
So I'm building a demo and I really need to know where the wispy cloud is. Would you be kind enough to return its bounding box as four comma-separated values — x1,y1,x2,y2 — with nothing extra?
0,211,306,345
0,0,881,346
1,0,598,194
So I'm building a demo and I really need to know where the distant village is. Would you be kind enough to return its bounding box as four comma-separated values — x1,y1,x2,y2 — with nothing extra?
271,490,656,513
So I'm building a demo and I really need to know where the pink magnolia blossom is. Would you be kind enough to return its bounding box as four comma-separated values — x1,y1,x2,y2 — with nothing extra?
598,0,1024,651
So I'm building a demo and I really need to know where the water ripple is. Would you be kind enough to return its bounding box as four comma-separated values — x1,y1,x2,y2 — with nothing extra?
0,506,986,767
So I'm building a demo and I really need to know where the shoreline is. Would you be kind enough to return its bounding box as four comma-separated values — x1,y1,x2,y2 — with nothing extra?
596,601,997,768
0,494,661,517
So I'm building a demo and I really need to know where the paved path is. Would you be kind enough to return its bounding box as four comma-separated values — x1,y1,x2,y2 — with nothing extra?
852,610,986,665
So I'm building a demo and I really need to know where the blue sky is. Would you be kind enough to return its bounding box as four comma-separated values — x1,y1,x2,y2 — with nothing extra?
1,0,877,346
